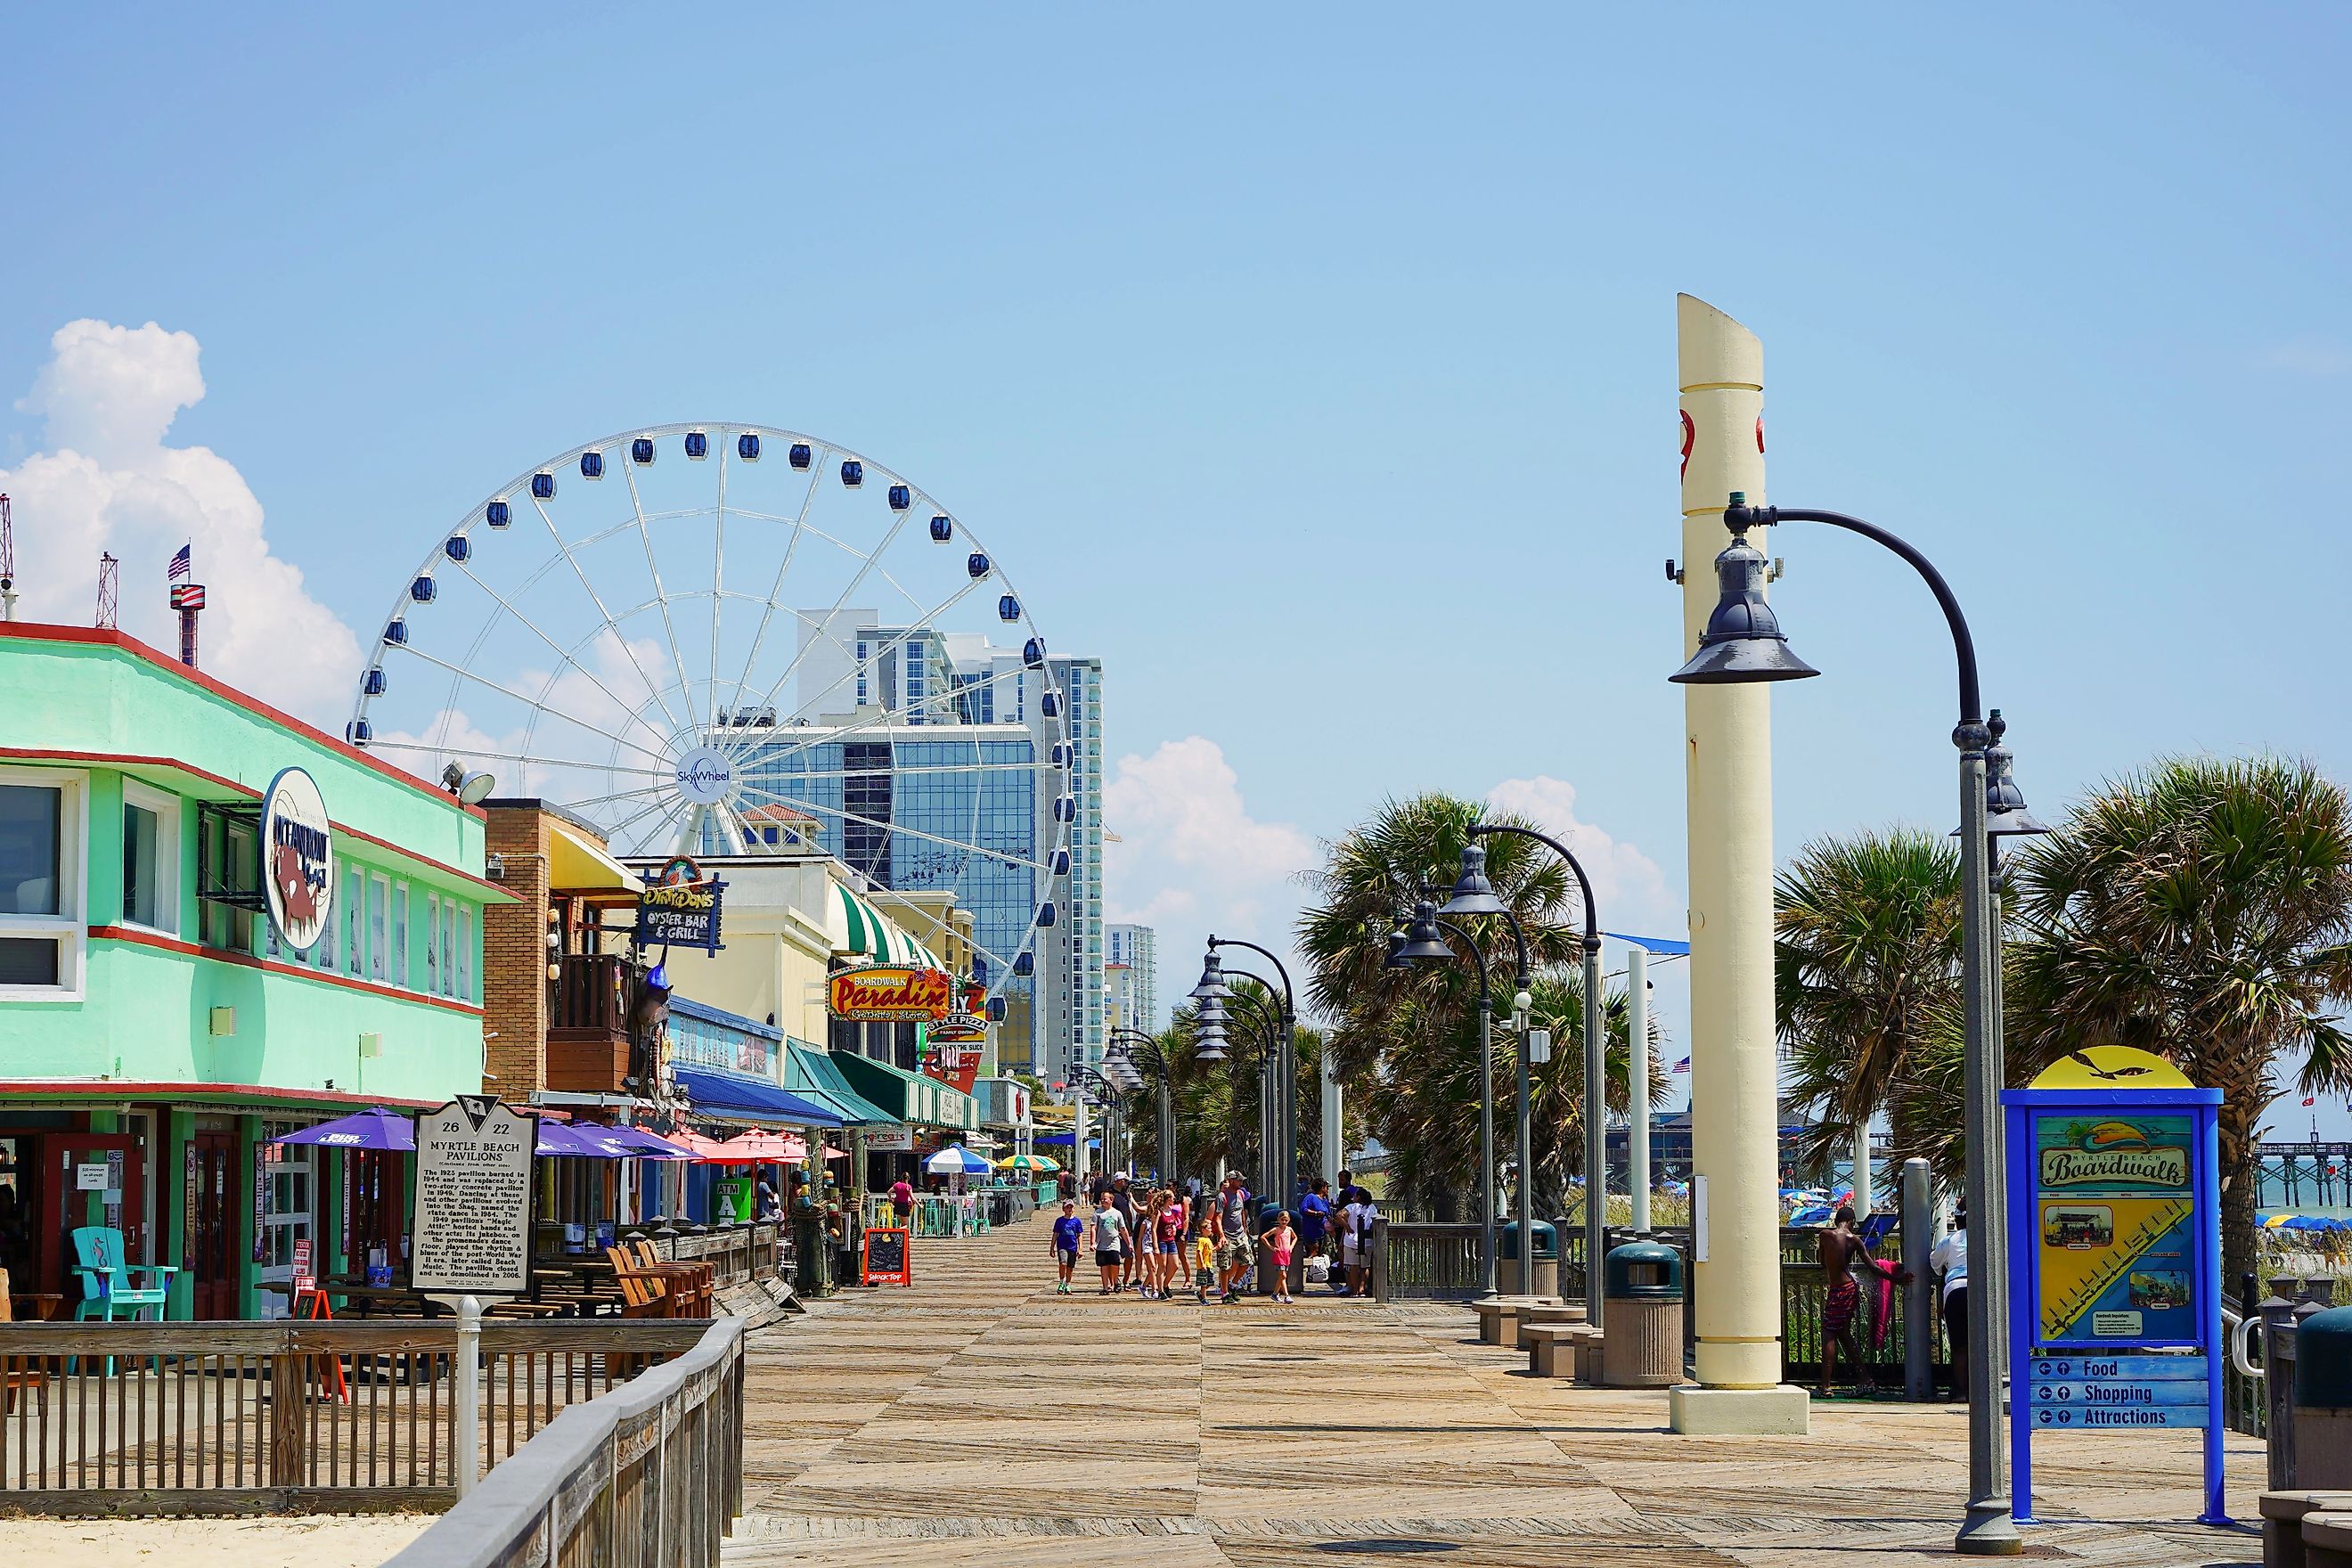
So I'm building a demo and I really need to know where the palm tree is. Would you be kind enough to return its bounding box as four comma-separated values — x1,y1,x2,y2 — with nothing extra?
1774,828,1964,1182
2007,756,2352,1285
1298,792,1584,1216
1523,969,1659,1216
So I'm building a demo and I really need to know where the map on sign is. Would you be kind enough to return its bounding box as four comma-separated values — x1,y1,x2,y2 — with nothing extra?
2033,1112,2198,1345
411,1094,535,1301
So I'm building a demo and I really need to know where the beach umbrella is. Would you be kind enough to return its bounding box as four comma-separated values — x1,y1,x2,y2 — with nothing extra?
664,1127,735,1160
600,1126,696,1160
713,1130,804,1164
995,1153,1058,1172
925,1145,992,1176
274,1107,415,1151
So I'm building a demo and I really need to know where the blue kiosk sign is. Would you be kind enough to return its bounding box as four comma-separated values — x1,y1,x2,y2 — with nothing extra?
2001,1046,2225,1526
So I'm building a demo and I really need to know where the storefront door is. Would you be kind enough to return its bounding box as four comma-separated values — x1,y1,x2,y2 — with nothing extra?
254,1124,315,1320
39,1134,145,1307
184,1132,236,1319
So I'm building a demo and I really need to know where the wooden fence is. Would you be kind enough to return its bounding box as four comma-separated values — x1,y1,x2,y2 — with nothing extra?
380,1317,746,1568
0,1318,712,1515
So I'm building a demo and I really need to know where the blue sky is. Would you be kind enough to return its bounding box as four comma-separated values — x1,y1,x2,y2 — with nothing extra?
4,4,2349,1135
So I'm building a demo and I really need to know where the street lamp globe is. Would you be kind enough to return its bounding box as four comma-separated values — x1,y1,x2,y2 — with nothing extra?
1439,842,1508,916
1189,952,1230,1002
1384,925,1410,970
1668,510,1819,685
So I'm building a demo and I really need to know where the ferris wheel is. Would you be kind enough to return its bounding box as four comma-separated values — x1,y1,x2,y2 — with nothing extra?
345,422,1073,1001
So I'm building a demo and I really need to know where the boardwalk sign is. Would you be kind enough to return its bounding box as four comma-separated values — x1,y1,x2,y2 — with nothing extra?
2001,1046,2225,1526
411,1095,535,1302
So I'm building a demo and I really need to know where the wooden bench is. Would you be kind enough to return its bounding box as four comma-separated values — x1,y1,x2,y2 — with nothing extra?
1515,1302,1588,1348
2262,1492,2352,1568
1524,1323,1603,1380
1472,1295,1552,1346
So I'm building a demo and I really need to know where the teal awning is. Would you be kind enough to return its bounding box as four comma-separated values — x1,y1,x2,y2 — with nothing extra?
830,1049,979,1132
786,1041,900,1127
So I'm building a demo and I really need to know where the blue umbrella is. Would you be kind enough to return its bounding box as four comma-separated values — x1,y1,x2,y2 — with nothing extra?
274,1107,414,1151
924,1145,993,1176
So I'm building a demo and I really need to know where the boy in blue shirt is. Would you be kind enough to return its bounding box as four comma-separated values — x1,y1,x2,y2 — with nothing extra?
1049,1199,1084,1295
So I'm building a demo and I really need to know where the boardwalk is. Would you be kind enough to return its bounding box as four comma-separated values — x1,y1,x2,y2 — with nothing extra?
723,1213,2266,1566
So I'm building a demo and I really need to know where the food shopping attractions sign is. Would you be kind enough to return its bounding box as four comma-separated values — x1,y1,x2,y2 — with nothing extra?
828,964,954,1021
261,766,333,951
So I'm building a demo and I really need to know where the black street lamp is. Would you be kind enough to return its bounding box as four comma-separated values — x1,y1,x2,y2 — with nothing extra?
1111,1030,1174,1182
1205,936,1301,1210
1446,828,1606,1329
1217,972,1288,1205
1397,898,1505,1299
1671,492,2043,1557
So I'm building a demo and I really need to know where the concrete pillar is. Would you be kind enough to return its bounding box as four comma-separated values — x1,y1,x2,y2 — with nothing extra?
1320,1055,1343,1189
1668,294,1809,1435
1853,1123,1874,1217
1628,944,1650,1233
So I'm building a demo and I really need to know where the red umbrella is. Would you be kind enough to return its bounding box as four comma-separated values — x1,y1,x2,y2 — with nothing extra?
712,1129,803,1164
666,1126,737,1161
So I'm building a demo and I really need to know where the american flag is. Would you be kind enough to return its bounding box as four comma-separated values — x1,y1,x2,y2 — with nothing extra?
1672,1056,1691,1074
2303,1096,2317,1107
167,543,192,580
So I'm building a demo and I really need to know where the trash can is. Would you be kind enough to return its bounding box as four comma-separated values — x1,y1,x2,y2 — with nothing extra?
1599,1236,1685,1387
2296,1304,2352,1487
1499,1219,1558,1299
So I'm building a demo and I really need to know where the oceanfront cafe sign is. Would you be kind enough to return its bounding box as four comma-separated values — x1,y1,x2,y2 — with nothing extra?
829,964,954,1021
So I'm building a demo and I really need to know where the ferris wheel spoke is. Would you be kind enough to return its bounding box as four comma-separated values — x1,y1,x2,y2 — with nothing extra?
527,492,688,739
721,452,829,730
708,436,729,759
737,654,1051,776
850,877,1030,982
718,572,989,768
388,641,673,765
734,780,1049,877
619,455,704,739
358,736,666,781
604,789,685,850
452,559,678,742
757,759,1054,782
561,781,677,814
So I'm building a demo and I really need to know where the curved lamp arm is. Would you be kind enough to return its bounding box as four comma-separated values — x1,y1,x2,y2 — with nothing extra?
1468,823,1600,956
1724,501,1983,731
1208,935,1294,1017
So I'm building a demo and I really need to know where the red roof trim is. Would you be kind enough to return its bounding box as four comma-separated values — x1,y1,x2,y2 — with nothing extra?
0,1081,439,1110
90,924,486,1017
0,622,486,820
0,747,502,896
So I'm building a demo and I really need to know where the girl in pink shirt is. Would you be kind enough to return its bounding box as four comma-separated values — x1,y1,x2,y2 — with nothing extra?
1259,1211,1297,1305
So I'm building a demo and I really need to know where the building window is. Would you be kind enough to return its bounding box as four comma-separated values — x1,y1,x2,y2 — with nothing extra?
455,904,473,1003
392,883,409,987
197,804,259,955
440,899,457,999
343,865,364,976
424,894,441,992
120,784,177,935
0,773,81,994
368,874,389,984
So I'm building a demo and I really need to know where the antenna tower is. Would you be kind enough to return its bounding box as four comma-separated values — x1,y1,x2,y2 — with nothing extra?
96,553,120,629
0,494,15,621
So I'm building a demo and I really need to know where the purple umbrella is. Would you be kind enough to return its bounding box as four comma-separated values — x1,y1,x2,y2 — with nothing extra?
273,1107,415,1151
600,1126,695,1160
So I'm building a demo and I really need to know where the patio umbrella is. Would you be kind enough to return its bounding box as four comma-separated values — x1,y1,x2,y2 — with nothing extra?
598,1125,696,1160
273,1107,415,1151
995,1153,1058,1172
535,1122,604,1157
664,1126,736,1160
713,1130,804,1164
925,1145,992,1177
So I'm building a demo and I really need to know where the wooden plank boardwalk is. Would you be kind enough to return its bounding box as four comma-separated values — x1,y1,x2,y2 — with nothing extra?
724,1214,2267,1565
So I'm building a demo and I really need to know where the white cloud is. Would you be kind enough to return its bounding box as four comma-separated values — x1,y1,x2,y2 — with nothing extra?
2,319,362,723
1482,774,1681,941
1103,736,1315,940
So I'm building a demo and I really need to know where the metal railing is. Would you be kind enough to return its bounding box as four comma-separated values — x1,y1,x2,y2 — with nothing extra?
0,1318,712,1515
1367,1221,1481,1300
380,1317,746,1568
862,1193,990,1237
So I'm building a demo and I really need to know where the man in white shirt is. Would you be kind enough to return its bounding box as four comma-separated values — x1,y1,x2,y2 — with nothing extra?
1929,1205,1969,1403
1341,1191,1378,1296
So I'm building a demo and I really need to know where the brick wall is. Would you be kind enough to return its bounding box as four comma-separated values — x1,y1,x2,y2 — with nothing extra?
482,809,550,1095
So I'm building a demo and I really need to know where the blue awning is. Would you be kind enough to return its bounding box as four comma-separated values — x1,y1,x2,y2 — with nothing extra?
674,1065,845,1128
1606,932,1690,955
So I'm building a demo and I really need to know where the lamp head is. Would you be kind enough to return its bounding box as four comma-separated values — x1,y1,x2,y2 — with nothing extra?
1438,840,1508,916
1189,951,1229,1002
1384,925,1410,970
1670,505,1820,685
1396,901,1456,963
1954,709,2055,839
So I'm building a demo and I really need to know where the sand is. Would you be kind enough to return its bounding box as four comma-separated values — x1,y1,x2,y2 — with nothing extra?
0,1515,431,1566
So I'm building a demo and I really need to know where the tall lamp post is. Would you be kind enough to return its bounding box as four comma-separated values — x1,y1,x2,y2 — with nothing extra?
1079,1067,1122,1176
1393,901,1514,1299
1219,976,1286,1202
1110,1031,1174,1182
1187,990,1273,1197
1443,829,1607,1329
1203,937,1298,1207
1672,494,2046,1557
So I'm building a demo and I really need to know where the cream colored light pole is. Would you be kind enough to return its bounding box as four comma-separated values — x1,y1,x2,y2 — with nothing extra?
1670,296,1809,1433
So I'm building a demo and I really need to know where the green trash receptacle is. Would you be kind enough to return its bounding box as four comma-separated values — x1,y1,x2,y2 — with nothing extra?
1499,1219,1558,1299
1600,1236,1685,1387
2297,1303,2352,1487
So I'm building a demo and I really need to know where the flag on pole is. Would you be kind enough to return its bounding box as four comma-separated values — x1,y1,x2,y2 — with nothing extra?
167,543,192,580
1672,1057,1691,1074
2303,1096,2317,1107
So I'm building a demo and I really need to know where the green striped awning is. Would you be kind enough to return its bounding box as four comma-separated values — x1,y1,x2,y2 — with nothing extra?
836,883,948,972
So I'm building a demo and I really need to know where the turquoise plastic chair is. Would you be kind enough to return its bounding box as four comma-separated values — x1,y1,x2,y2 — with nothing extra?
69,1227,176,1373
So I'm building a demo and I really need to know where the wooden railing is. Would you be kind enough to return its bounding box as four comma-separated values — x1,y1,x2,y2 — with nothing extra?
0,1319,713,1515
380,1318,746,1568
552,953,628,1033
1368,1221,1482,1300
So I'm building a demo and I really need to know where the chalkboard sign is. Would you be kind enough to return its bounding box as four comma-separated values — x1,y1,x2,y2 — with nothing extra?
862,1226,911,1287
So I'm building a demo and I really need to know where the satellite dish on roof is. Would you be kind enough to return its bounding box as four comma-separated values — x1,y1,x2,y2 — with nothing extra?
457,772,497,804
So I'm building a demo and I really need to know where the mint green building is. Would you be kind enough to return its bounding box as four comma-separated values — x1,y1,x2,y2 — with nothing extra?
0,623,508,1318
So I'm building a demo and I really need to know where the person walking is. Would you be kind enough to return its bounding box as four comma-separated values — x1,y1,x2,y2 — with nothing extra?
1297,1177,1332,1281
1260,1210,1298,1304
1931,1204,1970,1402
1050,1198,1084,1295
1111,1176,1141,1293
1188,1210,1216,1303
1215,1173,1255,1303
1340,1185,1377,1296
1155,1189,1185,1301
1091,1192,1130,1294
889,1174,915,1229
1816,1205,1872,1395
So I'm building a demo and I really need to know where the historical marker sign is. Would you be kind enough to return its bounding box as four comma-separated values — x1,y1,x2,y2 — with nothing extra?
411,1094,535,1301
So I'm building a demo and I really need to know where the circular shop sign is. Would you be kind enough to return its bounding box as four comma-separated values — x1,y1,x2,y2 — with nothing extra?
673,745,734,806
261,766,334,951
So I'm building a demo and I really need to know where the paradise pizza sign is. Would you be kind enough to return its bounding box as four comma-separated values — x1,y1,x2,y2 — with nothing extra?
828,965,954,1021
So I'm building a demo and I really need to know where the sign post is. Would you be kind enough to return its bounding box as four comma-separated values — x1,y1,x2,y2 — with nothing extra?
2002,1047,2225,1526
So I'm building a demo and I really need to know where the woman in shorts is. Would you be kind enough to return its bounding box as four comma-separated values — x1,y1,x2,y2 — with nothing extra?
1156,1188,1186,1299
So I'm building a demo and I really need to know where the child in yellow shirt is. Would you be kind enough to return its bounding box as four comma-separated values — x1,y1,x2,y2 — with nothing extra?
1189,1224,1216,1303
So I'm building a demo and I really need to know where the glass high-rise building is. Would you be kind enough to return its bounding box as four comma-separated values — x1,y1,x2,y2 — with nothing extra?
1107,924,1157,1035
